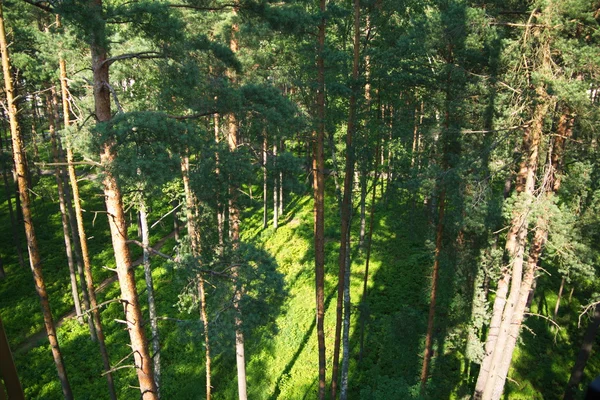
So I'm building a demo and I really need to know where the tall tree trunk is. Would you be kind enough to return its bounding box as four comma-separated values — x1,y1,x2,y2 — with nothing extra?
279,140,283,217
139,205,161,397
476,91,548,400
564,303,600,400
263,133,268,229
314,0,327,397
181,154,212,399
227,7,247,398
0,6,73,398
420,189,446,388
332,0,360,397
50,81,95,337
0,313,24,400
273,141,278,229
59,50,117,397
487,110,570,400
46,91,83,324
89,1,158,396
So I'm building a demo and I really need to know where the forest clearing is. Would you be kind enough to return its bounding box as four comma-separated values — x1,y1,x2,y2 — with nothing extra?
0,0,599,399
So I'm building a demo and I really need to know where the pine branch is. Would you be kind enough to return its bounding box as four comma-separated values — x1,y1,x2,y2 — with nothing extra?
20,0,54,13
101,51,163,67
168,3,239,11
166,110,219,120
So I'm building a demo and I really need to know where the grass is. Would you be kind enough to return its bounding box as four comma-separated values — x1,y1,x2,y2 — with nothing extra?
1,169,598,399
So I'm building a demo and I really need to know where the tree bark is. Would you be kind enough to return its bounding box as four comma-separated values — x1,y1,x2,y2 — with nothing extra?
314,0,327,397
273,141,278,229
0,5,73,397
181,153,212,399
476,90,548,400
263,133,268,229
46,91,84,324
89,1,158,396
420,188,445,388
139,205,161,397
59,50,117,397
0,313,24,400
332,0,360,397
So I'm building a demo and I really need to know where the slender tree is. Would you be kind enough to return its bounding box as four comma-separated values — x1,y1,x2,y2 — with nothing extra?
0,3,73,398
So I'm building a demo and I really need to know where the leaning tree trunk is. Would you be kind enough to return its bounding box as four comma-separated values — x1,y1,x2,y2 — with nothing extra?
0,313,24,400
0,5,73,398
488,109,570,400
89,1,158,396
476,88,548,400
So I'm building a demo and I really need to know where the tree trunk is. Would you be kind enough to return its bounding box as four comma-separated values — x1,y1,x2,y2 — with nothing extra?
487,109,570,400
332,0,360,396
273,141,278,229
314,0,327,397
181,154,212,399
279,140,283,217
46,91,83,324
0,313,24,400
554,277,565,319
89,1,157,396
263,133,268,229
474,96,546,399
59,50,117,397
0,6,73,398
564,303,600,400
139,205,161,397
420,189,446,388
476,90,548,400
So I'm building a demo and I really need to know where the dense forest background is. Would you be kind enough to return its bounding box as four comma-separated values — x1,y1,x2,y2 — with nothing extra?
0,0,599,399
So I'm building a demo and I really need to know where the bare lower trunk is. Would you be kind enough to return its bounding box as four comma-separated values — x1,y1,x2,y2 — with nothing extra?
263,134,267,229
0,9,73,397
181,154,212,399
273,141,278,229
358,172,367,248
475,95,546,399
490,224,547,400
140,206,161,397
554,277,565,319
315,0,327,394
47,93,83,324
420,189,445,388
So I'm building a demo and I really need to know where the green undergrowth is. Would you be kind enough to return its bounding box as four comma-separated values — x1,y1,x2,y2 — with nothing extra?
1,173,598,399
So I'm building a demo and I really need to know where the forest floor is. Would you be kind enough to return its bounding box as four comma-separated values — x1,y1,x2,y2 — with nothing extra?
15,229,178,354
